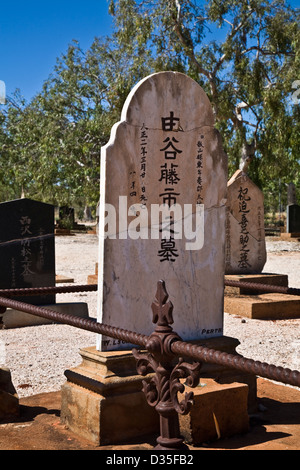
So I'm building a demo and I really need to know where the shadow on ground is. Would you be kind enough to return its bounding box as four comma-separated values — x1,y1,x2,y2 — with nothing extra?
0,378,299,451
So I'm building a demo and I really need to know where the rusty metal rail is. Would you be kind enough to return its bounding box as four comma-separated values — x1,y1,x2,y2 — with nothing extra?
0,284,98,297
0,287,299,388
1,279,300,298
224,279,300,296
0,280,299,450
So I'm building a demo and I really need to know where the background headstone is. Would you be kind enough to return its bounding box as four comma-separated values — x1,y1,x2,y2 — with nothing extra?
58,206,75,229
97,71,228,351
287,182,297,206
287,204,300,233
0,198,55,305
225,170,266,274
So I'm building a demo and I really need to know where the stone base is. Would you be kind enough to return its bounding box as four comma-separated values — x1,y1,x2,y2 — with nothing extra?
60,339,257,446
225,273,288,295
60,347,159,446
87,274,98,285
224,273,300,319
0,367,19,421
2,302,89,329
183,336,257,413
87,262,98,285
55,274,74,283
179,379,249,445
280,233,300,241
224,293,300,319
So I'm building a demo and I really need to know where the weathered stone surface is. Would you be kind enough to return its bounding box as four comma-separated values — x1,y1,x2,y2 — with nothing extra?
225,170,266,275
179,379,249,445
61,347,158,445
0,198,55,305
0,367,19,421
224,292,300,319
286,204,300,234
97,71,227,351
225,273,288,295
2,302,89,329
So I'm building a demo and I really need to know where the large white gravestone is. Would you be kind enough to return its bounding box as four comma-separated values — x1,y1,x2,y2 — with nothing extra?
225,170,266,274
97,72,228,351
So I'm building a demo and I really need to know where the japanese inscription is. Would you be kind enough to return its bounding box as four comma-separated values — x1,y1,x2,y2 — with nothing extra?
97,71,228,351
238,186,251,270
225,170,267,274
158,111,182,263
0,198,56,305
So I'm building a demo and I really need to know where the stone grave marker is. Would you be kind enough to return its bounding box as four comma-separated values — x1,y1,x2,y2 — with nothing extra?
287,203,300,234
97,71,228,351
0,198,55,305
287,182,297,206
225,170,266,274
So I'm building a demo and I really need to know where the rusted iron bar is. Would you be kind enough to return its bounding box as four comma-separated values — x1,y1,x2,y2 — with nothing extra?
0,295,147,348
0,282,300,451
171,341,300,388
0,292,299,389
1,280,300,298
0,284,97,297
224,279,300,296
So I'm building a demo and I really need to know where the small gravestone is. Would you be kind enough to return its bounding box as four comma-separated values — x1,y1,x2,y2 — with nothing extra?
0,198,55,305
287,204,300,234
58,206,75,229
97,71,228,351
287,183,297,206
225,170,266,274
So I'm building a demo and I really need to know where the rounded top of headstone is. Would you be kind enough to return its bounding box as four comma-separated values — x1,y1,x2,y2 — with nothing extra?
121,71,215,130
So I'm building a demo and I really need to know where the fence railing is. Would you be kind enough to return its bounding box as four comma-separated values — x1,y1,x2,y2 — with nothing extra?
0,280,299,450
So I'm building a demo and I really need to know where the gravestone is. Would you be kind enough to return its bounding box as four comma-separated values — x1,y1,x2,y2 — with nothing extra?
58,206,75,229
97,71,228,351
0,198,55,305
225,170,266,274
287,204,300,233
287,182,297,206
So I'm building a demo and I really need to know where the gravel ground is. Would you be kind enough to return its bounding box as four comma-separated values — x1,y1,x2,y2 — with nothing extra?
1,233,299,398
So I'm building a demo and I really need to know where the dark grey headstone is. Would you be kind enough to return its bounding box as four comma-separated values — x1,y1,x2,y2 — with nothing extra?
287,183,297,206
287,204,300,233
0,198,55,305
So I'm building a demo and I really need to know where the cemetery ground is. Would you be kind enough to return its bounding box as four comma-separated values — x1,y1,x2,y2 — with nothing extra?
0,231,299,450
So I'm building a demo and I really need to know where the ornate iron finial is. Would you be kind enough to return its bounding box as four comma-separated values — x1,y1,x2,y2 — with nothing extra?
151,280,174,327
132,280,202,450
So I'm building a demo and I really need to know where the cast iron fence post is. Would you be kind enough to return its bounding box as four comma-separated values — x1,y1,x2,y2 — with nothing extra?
133,280,201,450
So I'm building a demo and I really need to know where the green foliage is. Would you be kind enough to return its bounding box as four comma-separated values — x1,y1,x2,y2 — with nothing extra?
0,0,299,214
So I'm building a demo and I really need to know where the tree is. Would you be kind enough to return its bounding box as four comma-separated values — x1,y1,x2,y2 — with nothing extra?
108,0,300,210
1,0,299,214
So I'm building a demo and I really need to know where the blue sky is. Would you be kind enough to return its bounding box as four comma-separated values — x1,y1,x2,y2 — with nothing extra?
0,0,113,102
0,0,299,104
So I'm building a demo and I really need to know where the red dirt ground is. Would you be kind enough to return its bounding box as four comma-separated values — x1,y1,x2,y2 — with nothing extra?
0,378,299,451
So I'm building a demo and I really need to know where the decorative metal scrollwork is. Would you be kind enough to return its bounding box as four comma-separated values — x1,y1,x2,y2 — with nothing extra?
132,280,202,450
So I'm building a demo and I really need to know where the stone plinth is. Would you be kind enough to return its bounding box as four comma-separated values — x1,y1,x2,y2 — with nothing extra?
280,232,300,241
224,273,300,319
179,379,249,445
60,347,159,446
224,293,300,319
0,367,19,421
225,273,288,295
87,263,98,285
182,336,257,412
2,302,89,329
